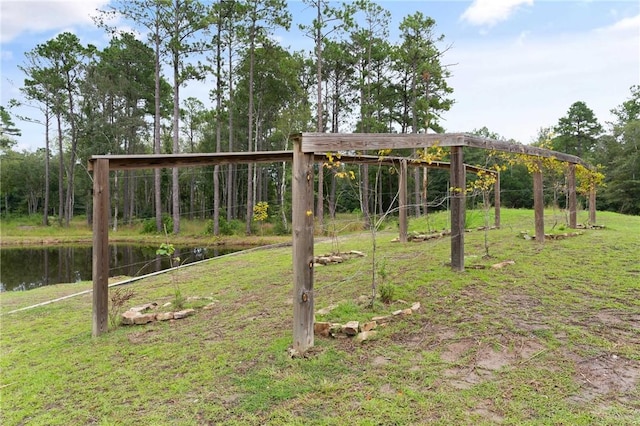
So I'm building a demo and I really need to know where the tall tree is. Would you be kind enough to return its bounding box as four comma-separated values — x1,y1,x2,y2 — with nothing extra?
239,0,291,234
22,33,92,226
349,0,391,227
97,0,171,232
554,101,603,160
596,86,640,214
163,0,209,234
300,0,352,225
396,12,453,216
0,106,21,151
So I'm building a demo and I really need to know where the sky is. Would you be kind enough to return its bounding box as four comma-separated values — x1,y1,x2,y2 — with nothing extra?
1,0,639,152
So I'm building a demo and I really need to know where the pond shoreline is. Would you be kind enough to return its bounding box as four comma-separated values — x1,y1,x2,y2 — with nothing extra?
0,234,291,248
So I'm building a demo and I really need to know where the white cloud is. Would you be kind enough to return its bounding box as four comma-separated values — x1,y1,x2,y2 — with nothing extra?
461,0,534,27
596,13,640,33
0,0,110,44
444,18,639,142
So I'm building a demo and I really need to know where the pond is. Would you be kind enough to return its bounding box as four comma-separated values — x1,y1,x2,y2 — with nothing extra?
0,244,240,291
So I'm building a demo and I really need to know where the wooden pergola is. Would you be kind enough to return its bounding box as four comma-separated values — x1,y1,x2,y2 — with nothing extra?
88,132,595,354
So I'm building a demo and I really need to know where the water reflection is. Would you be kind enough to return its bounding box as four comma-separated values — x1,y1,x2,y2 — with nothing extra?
0,245,237,291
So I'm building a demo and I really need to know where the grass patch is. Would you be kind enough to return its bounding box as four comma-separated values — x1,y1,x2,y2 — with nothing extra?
1,209,639,424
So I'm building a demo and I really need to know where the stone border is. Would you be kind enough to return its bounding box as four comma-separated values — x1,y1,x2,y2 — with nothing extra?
314,301,421,342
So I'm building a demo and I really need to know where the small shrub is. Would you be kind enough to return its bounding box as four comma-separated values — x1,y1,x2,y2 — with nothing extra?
108,288,136,328
140,215,173,234
173,287,185,310
209,217,247,235
379,283,396,304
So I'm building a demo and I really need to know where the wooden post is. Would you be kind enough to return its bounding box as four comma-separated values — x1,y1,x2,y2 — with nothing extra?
292,137,315,354
533,165,545,244
399,159,408,243
568,163,577,229
589,184,596,226
494,172,501,228
450,145,465,271
92,158,110,336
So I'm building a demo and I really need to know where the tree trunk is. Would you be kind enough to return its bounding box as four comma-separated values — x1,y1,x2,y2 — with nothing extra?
43,107,50,226
171,11,181,234
245,25,255,235
56,112,64,226
154,12,162,233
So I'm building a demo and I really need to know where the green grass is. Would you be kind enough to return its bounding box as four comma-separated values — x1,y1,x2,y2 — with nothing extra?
0,215,291,247
1,209,639,425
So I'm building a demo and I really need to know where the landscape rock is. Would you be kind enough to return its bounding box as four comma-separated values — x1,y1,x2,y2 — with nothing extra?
372,315,390,323
342,321,360,336
121,310,139,325
356,331,377,342
314,322,331,337
410,302,421,312
491,260,515,269
361,321,377,332
329,323,343,335
129,303,157,313
156,312,174,321
401,308,413,316
133,312,156,325
173,309,195,319
202,302,216,310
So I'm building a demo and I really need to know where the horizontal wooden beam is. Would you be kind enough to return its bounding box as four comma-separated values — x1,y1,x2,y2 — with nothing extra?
297,132,465,153
88,151,295,171
88,151,497,175
461,135,590,167
294,133,592,168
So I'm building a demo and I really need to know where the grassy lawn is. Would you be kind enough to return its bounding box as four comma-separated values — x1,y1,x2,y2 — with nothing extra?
0,215,290,247
1,209,639,425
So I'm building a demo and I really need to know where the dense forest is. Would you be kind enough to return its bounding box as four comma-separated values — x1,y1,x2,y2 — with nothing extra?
1,0,638,235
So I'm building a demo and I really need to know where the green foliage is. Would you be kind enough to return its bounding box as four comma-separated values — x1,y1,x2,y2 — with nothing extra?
0,105,20,150
205,217,244,236
378,283,395,304
141,215,173,234
553,101,603,160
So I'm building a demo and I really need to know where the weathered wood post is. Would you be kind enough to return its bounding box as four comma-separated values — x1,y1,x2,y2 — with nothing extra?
292,136,315,354
568,163,577,229
494,172,501,228
589,183,596,225
399,159,408,243
450,145,466,271
92,158,110,336
533,163,545,243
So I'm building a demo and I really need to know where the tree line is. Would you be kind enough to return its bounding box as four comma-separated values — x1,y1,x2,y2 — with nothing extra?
1,0,638,235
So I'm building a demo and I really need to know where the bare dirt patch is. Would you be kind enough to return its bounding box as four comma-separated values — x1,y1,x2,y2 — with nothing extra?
568,353,640,404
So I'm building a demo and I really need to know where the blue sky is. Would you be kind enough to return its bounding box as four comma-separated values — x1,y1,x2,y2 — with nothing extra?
1,0,639,152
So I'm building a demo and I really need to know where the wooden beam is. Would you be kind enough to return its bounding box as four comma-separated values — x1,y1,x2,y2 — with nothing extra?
533,166,545,244
300,132,465,153
589,185,596,225
568,164,577,229
89,151,295,171
296,133,591,167
399,159,408,243
89,151,496,176
461,135,590,167
92,158,110,337
292,137,315,354
494,173,501,228
450,146,466,271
